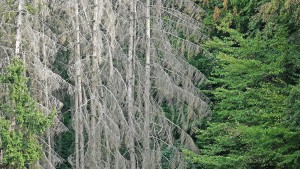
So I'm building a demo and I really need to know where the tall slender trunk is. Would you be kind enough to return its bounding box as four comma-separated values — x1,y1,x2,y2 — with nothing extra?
90,0,102,167
127,0,136,168
142,0,151,168
109,14,115,78
10,0,25,133
74,1,84,168
15,0,24,60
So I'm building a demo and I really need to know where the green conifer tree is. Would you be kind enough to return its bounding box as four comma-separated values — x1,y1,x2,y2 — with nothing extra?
0,58,54,169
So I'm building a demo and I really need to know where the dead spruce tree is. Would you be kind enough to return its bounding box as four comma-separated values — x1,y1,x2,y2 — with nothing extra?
73,0,85,168
1,0,210,168
60,0,210,168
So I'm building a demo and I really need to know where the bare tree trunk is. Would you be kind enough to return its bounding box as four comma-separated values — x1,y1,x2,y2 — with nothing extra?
9,0,25,133
15,0,24,60
90,0,102,167
109,10,115,78
74,1,84,168
142,0,151,168
127,0,136,168
79,116,84,169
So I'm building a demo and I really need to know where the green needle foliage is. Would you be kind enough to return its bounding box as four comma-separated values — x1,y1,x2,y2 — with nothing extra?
186,28,300,169
0,58,55,169
185,0,300,168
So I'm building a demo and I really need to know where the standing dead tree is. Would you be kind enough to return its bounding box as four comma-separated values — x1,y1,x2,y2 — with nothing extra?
1,0,210,168
63,0,210,168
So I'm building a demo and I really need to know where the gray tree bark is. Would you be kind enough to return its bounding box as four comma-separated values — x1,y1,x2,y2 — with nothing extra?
74,1,84,168
142,0,151,168
127,0,136,168
15,0,24,60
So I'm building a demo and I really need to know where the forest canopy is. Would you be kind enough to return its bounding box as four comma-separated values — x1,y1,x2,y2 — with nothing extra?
0,0,299,169
185,0,300,168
